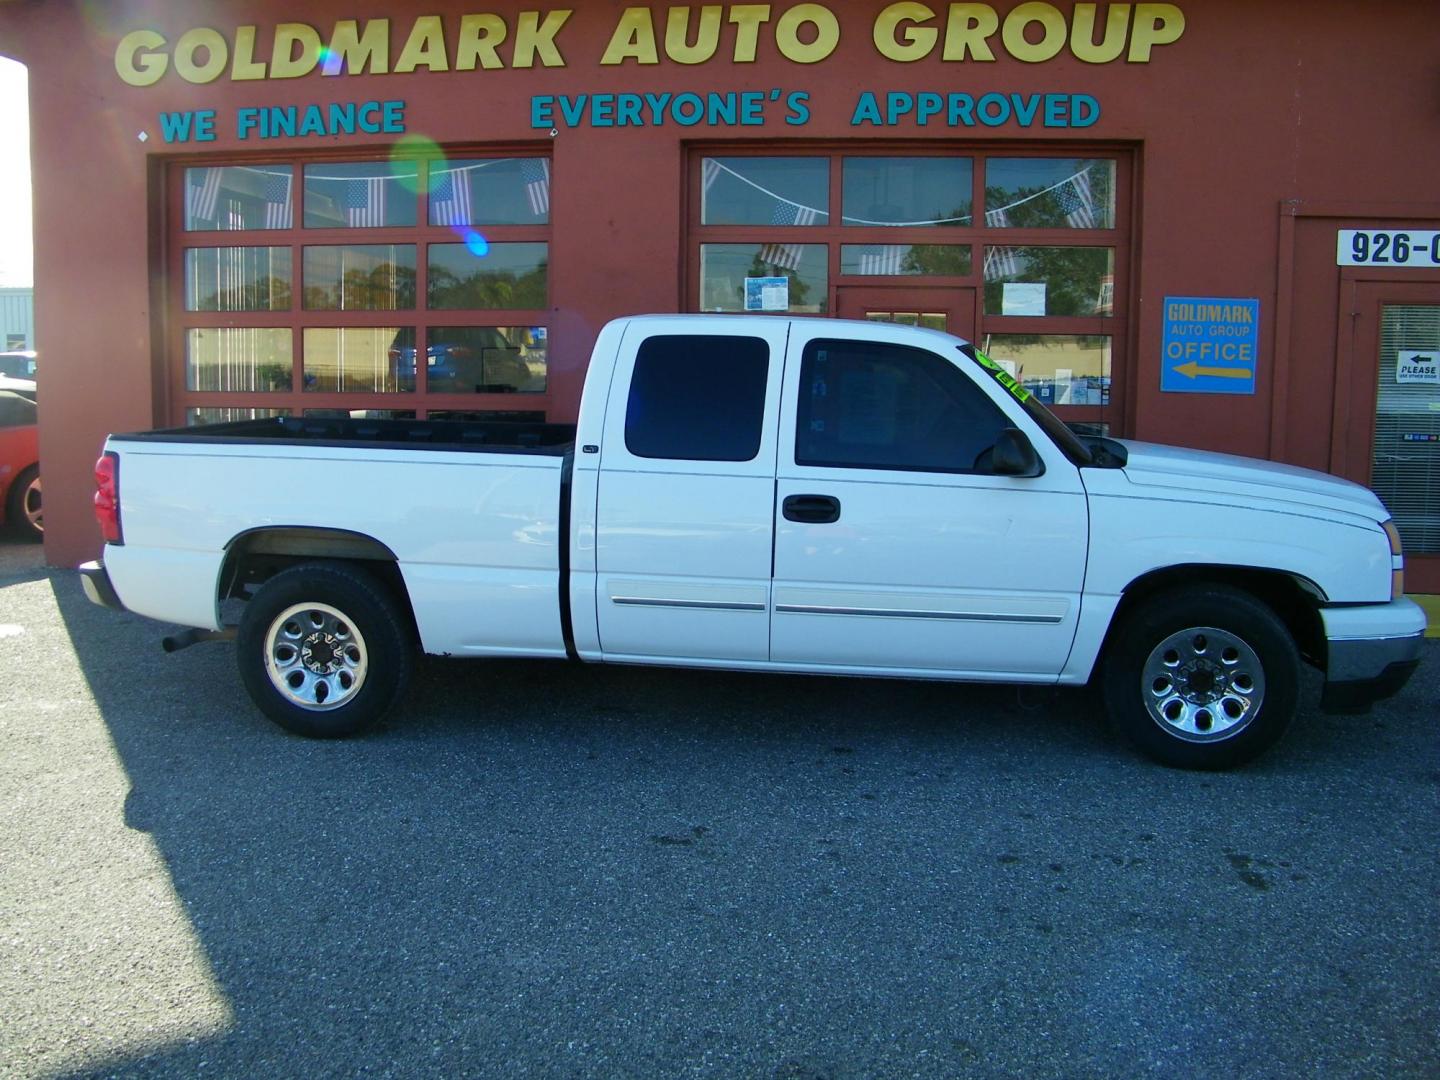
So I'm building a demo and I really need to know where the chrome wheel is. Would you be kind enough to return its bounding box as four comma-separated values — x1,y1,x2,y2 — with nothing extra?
22,473,40,534
1141,625,1265,742
263,602,368,711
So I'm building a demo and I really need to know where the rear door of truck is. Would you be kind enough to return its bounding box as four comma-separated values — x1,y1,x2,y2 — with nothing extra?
592,317,789,662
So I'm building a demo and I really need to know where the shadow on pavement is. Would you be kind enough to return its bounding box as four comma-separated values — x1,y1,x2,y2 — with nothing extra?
44,570,1440,1079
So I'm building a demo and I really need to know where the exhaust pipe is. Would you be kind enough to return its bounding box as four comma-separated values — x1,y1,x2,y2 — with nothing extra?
162,627,237,653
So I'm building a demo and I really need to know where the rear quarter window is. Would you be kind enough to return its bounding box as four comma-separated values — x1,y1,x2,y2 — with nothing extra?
624,335,770,461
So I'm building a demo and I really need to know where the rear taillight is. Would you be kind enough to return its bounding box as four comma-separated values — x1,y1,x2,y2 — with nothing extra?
94,451,123,545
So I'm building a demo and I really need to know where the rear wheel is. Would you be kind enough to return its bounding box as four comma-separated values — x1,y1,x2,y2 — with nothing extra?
6,465,40,541
1103,586,1301,769
237,562,414,738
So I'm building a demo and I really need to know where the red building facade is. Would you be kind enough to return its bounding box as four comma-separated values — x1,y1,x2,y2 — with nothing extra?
3,1,1438,585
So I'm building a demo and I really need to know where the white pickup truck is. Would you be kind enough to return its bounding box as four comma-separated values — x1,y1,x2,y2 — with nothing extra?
81,315,1425,769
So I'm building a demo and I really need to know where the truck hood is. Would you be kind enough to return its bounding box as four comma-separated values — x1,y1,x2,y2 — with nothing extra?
1114,440,1388,522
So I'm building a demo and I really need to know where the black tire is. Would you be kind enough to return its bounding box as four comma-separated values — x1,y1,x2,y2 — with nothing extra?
237,561,415,738
1102,585,1301,770
6,465,41,541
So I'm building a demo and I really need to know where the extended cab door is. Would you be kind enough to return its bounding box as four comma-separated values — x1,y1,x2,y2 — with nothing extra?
593,318,789,662
770,322,1088,678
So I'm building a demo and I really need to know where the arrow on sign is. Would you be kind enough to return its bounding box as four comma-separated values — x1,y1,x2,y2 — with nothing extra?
1171,361,1251,379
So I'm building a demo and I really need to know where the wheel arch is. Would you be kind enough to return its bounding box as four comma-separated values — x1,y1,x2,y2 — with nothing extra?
1098,564,1327,673
219,527,415,632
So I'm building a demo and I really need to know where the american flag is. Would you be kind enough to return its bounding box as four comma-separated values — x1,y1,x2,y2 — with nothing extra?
759,199,819,271
344,177,388,227
1056,171,1096,229
429,169,473,226
984,206,1009,228
263,170,292,229
521,158,551,216
984,245,1020,280
187,168,222,224
702,158,724,194
855,245,905,275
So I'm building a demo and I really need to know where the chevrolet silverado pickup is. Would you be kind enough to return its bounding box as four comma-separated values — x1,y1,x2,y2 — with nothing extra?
81,315,1426,768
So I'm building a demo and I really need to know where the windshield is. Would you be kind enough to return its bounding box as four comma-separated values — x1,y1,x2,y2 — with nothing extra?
958,344,1094,467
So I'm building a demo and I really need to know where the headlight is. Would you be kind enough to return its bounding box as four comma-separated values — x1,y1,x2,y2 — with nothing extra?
1381,519,1403,599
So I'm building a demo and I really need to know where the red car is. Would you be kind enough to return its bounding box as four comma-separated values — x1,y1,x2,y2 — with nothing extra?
0,389,40,541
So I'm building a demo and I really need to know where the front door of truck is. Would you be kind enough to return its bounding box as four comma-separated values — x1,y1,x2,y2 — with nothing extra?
769,321,1088,677
593,317,789,662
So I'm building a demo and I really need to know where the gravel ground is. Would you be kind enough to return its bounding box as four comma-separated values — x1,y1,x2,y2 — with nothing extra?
1,535,1437,1079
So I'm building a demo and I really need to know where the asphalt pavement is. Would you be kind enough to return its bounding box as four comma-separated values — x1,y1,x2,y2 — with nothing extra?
1,534,1437,1079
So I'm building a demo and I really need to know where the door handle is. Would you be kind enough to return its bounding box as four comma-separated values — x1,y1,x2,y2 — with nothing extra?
783,494,841,524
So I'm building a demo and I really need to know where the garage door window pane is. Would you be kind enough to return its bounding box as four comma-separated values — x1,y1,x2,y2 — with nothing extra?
981,334,1111,406
701,157,828,226
184,165,293,231
186,328,293,392
983,247,1114,317
625,335,769,461
187,407,290,425
841,157,972,226
428,243,548,310
185,247,292,311
303,163,418,229
303,246,416,310
985,159,1115,230
700,244,827,314
840,244,971,276
424,327,546,394
429,158,551,225
303,327,416,393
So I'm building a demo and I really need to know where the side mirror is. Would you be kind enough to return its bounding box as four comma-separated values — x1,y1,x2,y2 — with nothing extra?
990,428,1045,477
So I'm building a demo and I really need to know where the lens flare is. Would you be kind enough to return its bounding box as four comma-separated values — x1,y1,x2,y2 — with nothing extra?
389,134,445,196
461,230,490,257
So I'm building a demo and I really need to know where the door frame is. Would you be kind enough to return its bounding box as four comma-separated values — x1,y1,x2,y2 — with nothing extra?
1334,273,1440,591
834,284,978,340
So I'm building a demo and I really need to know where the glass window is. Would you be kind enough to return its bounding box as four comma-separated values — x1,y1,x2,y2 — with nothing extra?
185,247,292,311
302,327,416,393
185,328,293,392
625,335,769,461
428,243,548,310
701,157,828,226
795,340,1010,473
424,326,546,393
841,157,972,226
303,245,417,310
184,165,293,231
983,247,1114,317
429,158,551,226
699,244,827,314
187,407,289,425
0,392,36,427
840,244,971,277
980,334,1111,406
303,409,417,420
303,162,418,229
985,159,1115,230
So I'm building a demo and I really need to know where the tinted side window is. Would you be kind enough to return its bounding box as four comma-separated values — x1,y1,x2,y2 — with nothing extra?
796,339,1010,472
0,392,36,428
625,335,769,461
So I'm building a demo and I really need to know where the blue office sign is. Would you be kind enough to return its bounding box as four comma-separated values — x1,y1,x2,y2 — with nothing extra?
1160,297,1260,395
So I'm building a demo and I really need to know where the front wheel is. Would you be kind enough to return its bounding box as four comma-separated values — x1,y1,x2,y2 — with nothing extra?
237,562,414,738
1102,586,1301,769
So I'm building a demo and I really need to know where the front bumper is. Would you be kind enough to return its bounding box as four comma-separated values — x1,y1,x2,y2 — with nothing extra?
1319,599,1427,714
79,559,125,611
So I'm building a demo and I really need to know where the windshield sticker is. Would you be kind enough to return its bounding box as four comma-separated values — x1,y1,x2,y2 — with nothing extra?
971,348,1034,404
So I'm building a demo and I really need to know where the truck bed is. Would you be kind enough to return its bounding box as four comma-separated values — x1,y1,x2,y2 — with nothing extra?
112,415,578,454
